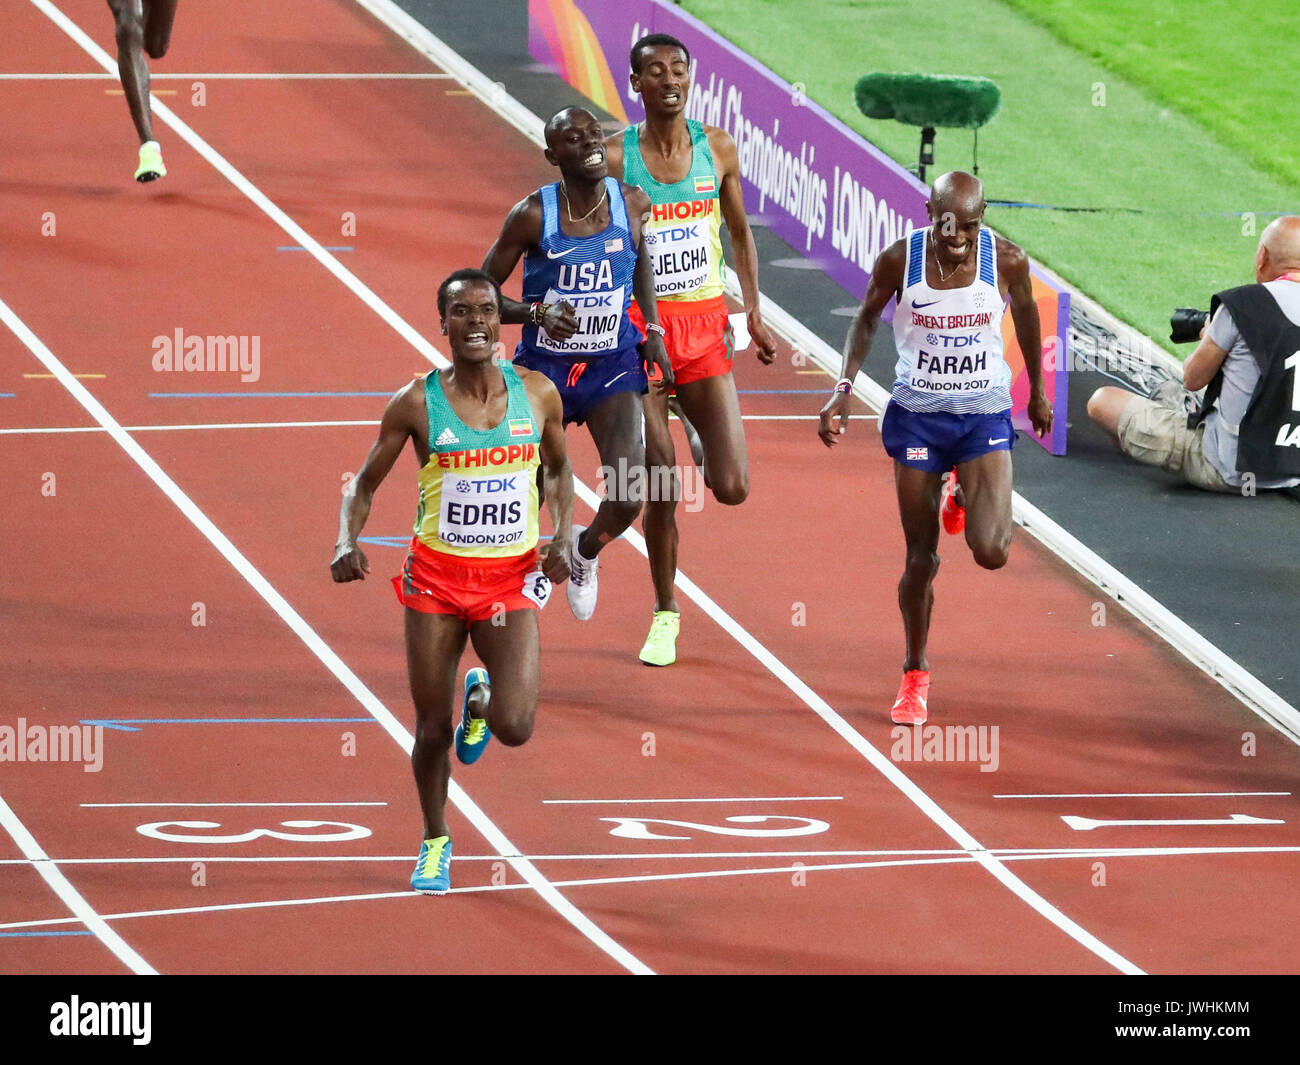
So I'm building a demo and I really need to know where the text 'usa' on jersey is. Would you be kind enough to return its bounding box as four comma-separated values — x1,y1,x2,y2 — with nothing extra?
518,177,641,358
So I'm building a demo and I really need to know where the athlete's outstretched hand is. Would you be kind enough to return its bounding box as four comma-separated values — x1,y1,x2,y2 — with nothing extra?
331,543,370,582
541,536,571,585
817,392,851,447
749,311,777,365
1028,386,1054,438
540,301,580,341
643,333,674,395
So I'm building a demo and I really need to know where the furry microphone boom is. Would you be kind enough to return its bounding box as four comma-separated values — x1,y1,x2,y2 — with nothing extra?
853,73,1001,129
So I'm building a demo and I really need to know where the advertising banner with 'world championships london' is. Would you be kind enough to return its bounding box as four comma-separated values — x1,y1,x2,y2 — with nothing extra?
528,0,1068,454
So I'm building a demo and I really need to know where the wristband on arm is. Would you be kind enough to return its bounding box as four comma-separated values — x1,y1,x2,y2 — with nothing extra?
834,378,853,394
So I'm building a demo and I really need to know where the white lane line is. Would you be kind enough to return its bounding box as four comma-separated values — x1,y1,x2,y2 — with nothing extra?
28,0,1143,976
0,72,454,79
0,794,155,974
995,792,1292,799
1,420,380,435
543,796,844,804
81,801,389,808
0,292,649,978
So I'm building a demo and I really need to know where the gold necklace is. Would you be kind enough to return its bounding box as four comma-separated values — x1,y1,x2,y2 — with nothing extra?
932,231,958,283
560,181,607,224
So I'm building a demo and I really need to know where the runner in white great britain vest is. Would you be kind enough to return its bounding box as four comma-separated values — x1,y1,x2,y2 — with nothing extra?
818,172,1053,729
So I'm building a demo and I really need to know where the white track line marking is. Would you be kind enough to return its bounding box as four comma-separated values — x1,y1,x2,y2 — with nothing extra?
81,802,388,808
0,849,966,866
1,420,380,435
1062,813,1285,831
6,844,1298,933
25,0,1142,976
0,72,454,79
996,792,1292,799
27,0,652,978
0,291,650,978
0,794,155,974
8,843,1300,869
542,796,844,804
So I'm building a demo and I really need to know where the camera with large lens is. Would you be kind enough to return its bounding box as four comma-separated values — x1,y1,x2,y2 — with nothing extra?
1170,307,1210,344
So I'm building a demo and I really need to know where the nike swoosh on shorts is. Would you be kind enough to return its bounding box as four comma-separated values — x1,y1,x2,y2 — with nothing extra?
604,371,629,388
988,437,1009,444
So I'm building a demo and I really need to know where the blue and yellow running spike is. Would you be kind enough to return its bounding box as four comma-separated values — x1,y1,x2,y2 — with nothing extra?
411,835,452,894
454,667,492,765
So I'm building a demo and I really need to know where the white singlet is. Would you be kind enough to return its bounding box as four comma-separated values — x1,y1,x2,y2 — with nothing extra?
892,226,1012,414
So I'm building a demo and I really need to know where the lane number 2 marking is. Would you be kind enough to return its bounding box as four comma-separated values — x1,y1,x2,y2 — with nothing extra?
599,815,830,840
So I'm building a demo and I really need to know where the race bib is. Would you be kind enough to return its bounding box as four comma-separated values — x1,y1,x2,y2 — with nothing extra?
645,220,712,296
520,569,552,609
438,471,529,549
908,341,996,397
537,285,625,355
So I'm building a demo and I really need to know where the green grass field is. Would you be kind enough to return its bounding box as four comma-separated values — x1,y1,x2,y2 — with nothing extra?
678,0,1299,355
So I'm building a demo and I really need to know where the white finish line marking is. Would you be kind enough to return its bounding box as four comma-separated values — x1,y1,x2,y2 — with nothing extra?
1062,813,1286,831
543,796,843,805
8,842,1300,933
997,791,1290,799
81,801,388,808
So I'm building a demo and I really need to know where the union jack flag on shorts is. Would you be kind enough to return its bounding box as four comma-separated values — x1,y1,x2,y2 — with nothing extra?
906,446,929,461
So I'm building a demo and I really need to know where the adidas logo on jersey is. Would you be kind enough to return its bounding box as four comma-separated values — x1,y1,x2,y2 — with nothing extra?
435,427,460,446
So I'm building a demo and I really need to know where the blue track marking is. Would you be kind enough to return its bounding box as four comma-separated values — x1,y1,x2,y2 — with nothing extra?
80,717,377,733
0,931,94,937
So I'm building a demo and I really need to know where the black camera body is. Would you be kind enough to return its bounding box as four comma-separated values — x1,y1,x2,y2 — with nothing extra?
1170,307,1210,344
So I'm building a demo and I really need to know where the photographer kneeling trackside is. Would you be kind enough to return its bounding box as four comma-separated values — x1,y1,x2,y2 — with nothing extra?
1088,215,1300,493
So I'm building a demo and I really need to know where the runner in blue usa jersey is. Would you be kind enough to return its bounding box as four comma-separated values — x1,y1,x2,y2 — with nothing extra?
818,172,1052,725
485,107,672,624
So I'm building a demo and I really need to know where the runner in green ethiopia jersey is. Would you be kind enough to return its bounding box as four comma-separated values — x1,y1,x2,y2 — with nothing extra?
606,32,778,667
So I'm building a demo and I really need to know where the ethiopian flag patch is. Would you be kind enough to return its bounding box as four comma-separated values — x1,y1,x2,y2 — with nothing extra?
509,418,533,437
694,174,716,194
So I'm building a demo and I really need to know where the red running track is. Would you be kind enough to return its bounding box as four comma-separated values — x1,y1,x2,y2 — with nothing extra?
2,0,1299,975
